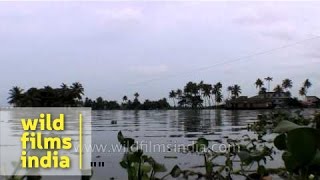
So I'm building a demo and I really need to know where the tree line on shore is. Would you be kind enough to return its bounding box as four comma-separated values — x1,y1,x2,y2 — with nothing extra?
7,77,314,110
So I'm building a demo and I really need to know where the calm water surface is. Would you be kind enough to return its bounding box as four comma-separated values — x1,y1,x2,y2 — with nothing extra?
1,109,318,180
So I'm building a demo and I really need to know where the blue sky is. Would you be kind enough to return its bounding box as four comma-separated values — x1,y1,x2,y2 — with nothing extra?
0,1,320,105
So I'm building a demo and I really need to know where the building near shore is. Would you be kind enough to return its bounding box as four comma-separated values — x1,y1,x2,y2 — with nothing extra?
225,92,291,109
303,96,320,107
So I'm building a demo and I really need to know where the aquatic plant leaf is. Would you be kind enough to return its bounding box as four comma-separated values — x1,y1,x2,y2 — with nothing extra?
142,174,149,180
117,131,124,142
127,150,143,162
145,157,166,172
121,138,135,148
238,151,251,164
310,151,320,166
282,152,298,172
197,138,209,147
205,161,213,175
170,165,181,178
287,128,318,165
120,160,128,168
153,163,166,172
257,165,267,176
273,120,302,133
187,138,209,152
274,133,287,150
141,163,152,173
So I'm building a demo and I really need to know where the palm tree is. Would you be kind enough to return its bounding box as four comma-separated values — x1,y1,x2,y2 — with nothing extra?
231,84,241,98
176,89,182,97
8,86,24,106
122,95,128,103
273,85,284,93
134,92,140,100
282,79,293,90
303,79,312,89
299,87,306,98
255,78,264,91
60,83,68,89
201,84,212,107
227,86,233,99
264,77,273,92
282,79,293,97
71,82,84,100
169,90,177,107
212,82,223,107
259,87,267,97
215,92,223,106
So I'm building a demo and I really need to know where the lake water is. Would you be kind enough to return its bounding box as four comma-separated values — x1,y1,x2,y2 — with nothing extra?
1,109,319,180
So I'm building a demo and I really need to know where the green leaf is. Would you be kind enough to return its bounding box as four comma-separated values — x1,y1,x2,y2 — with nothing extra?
282,152,298,172
273,120,303,133
274,133,287,150
205,161,213,175
145,157,167,172
118,131,124,142
127,150,143,163
141,163,152,173
257,165,267,176
141,174,149,180
153,163,166,172
120,160,128,168
238,151,252,164
170,165,181,178
197,138,209,147
310,151,320,166
121,138,135,148
287,128,318,165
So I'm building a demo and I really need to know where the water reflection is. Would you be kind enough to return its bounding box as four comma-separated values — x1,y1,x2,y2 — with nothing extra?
215,109,222,126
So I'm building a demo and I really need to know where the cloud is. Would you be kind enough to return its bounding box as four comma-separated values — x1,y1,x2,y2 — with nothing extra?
129,64,168,75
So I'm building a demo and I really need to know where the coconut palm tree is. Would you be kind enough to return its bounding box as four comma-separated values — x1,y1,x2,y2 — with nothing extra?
201,84,212,107
122,95,128,102
264,77,273,92
282,79,293,90
282,78,293,97
299,87,306,98
212,82,223,107
59,83,70,105
255,78,264,91
259,87,267,98
169,90,177,107
215,91,223,106
231,85,241,98
134,92,140,100
303,79,312,89
273,85,284,93
227,86,233,99
71,82,84,100
176,89,182,97
8,86,24,107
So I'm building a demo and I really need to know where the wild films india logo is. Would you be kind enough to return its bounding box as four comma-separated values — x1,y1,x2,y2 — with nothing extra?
0,108,92,176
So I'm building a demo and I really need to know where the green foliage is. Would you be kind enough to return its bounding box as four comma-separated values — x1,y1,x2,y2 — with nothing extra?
187,137,209,152
117,131,166,180
8,82,84,107
274,120,320,178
